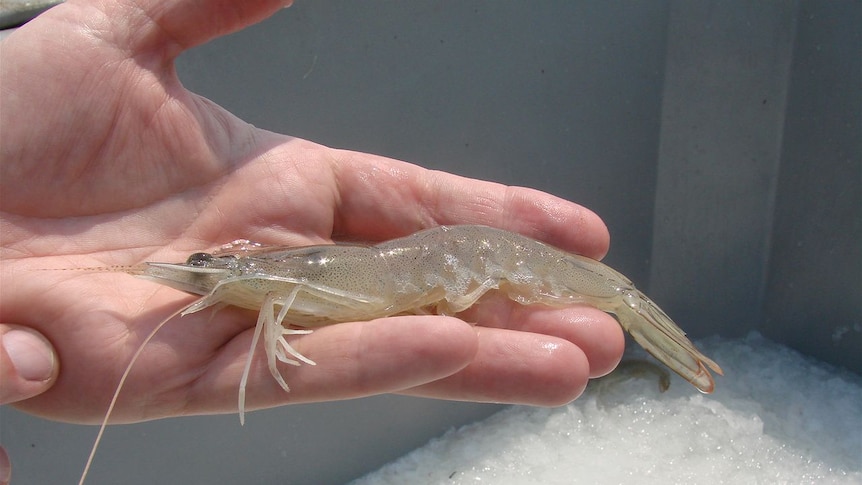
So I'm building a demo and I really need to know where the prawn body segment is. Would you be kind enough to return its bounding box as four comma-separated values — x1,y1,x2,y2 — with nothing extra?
140,225,723,417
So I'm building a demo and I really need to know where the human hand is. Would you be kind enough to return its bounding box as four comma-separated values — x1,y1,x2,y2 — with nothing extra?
0,0,623,425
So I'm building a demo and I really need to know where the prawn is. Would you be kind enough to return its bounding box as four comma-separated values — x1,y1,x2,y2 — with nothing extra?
80,225,722,483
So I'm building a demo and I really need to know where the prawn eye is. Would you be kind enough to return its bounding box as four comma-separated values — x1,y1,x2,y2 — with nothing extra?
186,252,215,267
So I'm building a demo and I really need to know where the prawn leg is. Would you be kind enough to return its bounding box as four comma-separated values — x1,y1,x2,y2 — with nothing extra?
238,287,316,425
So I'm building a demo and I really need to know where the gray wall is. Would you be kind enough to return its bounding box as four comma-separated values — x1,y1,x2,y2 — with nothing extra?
762,1,861,375
2,1,860,484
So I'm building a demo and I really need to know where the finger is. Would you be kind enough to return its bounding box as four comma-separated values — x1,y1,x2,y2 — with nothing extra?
508,306,624,378
459,294,625,378
401,327,591,406
331,150,610,259
185,316,479,413
0,325,59,405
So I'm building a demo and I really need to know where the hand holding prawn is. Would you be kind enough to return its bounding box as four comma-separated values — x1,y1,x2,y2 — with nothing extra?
2,0,618,427
1,1,631,483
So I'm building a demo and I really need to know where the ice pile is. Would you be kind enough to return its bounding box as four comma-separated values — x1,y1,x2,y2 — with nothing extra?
354,333,862,484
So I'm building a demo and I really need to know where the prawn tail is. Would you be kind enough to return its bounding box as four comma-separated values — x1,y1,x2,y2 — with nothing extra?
613,289,723,394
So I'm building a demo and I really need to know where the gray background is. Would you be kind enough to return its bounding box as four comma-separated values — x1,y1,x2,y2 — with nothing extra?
2,1,860,483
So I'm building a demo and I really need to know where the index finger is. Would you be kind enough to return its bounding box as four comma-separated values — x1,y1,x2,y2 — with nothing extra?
331,149,610,260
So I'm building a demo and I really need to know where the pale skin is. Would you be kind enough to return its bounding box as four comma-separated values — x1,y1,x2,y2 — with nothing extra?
0,0,623,442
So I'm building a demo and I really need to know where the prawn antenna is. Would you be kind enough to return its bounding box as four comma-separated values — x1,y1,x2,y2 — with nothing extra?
78,302,191,485
36,264,148,275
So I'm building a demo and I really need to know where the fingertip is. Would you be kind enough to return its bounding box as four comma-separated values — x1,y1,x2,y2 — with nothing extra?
413,316,479,366
0,325,59,405
530,336,591,406
559,203,611,260
582,207,611,260
504,306,624,379
502,187,611,260
579,310,625,378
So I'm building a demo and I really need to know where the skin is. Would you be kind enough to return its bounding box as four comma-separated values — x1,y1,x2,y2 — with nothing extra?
0,0,623,434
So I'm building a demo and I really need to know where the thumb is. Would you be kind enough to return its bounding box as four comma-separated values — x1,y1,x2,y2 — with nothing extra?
0,325,58,405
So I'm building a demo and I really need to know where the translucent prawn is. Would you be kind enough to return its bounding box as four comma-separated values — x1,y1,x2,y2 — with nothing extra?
141,224,722,403
80,225,722,483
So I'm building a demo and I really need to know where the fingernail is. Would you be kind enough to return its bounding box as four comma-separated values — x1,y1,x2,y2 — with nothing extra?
3,330,54,381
